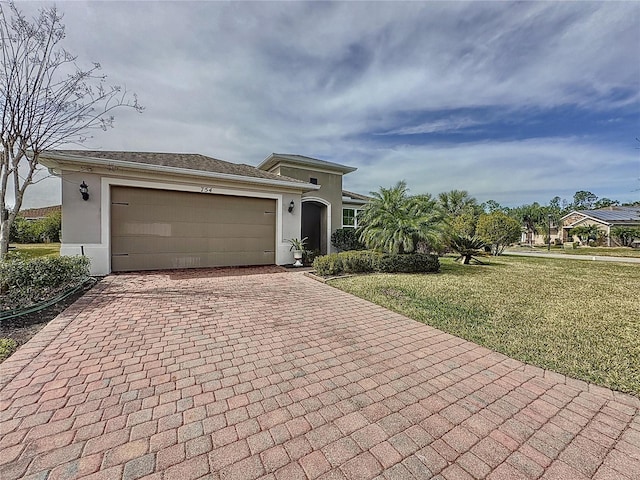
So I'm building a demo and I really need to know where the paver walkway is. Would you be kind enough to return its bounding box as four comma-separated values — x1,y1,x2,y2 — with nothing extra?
1,267,638,480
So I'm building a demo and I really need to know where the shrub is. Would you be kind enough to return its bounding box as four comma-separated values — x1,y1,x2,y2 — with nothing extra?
340,251,383,273
331,228,366,252
376,253,440,273
9,211,61,244
313,251,439,276
611,226,640,247
0,338,18,362
0,255,90,311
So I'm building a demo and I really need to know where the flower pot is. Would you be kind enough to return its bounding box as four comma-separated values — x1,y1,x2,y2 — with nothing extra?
293,250,303,267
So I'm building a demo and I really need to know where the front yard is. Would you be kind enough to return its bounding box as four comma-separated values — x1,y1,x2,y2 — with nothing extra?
329,255,640,396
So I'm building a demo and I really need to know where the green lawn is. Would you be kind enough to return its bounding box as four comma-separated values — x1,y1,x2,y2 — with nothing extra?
509,245,640,258
329,256,640,396
8,243,60,259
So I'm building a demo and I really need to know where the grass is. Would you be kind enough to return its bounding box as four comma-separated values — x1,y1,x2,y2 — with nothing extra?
509,245,640,258
8,243,60,259
330,256,640,396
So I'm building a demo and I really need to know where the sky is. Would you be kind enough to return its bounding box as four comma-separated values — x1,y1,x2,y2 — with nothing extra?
14,1,640,209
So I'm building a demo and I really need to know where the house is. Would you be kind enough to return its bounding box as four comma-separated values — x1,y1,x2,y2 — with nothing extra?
520,225,561,246
39,151,365,275
19,205,61,221
560,206,640,246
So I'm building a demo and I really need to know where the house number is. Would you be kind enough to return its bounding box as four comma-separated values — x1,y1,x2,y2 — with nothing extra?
201,187,214,193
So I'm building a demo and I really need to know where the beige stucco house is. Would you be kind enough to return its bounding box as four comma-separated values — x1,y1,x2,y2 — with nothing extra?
560,206,640,246
39,151,364,275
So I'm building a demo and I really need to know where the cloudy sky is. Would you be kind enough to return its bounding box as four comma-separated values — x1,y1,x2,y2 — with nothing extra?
16,1,640,208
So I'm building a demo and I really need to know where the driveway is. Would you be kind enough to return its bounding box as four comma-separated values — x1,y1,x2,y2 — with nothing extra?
1,267,638,480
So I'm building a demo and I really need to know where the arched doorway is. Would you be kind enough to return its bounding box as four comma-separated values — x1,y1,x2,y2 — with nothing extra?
301,198,330,255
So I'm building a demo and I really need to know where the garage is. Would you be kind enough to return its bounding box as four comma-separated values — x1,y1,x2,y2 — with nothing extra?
110,186,276,272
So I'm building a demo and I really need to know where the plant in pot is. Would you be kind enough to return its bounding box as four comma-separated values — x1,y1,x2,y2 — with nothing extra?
287,237,308,267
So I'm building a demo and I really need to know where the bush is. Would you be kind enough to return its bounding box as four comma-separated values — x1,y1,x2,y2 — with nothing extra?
0,255,90,311
313,251,439,276
331,228,366,252
9,211,61,244
0,338,18,362
376,253,440,273
340,251,383,273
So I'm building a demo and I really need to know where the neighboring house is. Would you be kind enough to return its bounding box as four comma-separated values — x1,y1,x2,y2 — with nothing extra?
520,225,560,246
560,206,640,246
19,205,61,221
39,151,365,275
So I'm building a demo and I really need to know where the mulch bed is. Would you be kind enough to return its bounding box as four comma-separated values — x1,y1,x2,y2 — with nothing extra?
0,279,99,357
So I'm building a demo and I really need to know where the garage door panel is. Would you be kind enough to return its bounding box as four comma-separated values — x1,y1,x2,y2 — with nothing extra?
116,206,275,226
111,222,275,242
111,250,274,272
111,187,276,271
112,234,276,255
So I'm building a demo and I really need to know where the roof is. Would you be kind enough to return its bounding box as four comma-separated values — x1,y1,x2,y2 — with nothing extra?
49,151,308,184
258,153,357,174
342,190,372,205
20,205,61,219
562,206,640,225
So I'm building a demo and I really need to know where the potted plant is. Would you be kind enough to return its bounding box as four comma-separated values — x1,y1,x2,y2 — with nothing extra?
286,237,308,267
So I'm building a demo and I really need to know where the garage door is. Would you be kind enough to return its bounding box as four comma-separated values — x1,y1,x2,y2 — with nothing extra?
110,186,276,272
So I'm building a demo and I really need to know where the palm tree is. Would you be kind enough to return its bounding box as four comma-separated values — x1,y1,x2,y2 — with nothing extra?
438,190,478,217
358,181,442,254
438,190,480,238
448,234,486,264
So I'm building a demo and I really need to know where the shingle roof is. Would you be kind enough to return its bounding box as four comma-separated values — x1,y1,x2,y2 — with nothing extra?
49,151,308,184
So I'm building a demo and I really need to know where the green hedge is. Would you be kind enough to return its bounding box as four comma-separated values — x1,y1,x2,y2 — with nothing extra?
313,251,439,276
0,255,90,311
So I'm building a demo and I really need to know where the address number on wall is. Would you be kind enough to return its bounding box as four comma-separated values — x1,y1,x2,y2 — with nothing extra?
200,187,214,193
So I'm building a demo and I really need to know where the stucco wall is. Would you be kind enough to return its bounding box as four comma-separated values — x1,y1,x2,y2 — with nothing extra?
278,166,343,235
61,171,102,244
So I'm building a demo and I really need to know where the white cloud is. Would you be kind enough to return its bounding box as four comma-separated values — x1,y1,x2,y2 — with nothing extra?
11,1,639,209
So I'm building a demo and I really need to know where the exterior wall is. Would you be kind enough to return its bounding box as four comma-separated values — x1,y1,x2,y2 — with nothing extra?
561,218,609,244
58,169,303,275
278,166,343,250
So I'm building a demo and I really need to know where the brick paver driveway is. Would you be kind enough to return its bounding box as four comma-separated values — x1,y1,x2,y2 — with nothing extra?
1,267,639,480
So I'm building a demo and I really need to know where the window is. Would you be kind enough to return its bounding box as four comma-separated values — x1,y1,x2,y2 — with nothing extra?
310,177,318,185
342,208,356,227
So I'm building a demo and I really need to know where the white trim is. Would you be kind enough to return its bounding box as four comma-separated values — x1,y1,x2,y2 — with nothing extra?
301,196,332,255
101,177,285,273
268,161,354,177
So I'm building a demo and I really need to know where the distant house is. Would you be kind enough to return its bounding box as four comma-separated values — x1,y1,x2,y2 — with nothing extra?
20,205,61,221
560,206,640,246
520,224,561,246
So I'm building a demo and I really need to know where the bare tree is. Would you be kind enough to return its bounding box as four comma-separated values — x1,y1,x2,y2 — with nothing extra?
0,2,142,257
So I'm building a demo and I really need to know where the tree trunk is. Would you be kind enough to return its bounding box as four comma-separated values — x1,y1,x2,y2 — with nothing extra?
463,254,471,264
0,218,10,257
